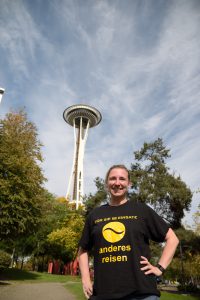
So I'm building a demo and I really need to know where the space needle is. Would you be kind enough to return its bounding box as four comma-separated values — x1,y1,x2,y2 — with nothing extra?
63,104,102,209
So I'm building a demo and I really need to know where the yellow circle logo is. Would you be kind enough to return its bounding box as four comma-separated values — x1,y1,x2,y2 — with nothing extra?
102,222,125,243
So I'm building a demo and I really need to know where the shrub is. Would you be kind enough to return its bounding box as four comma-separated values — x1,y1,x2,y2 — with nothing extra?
178,282,200,293
0,250,11,268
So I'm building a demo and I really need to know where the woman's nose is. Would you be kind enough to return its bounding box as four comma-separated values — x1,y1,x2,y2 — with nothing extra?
114,178,121,185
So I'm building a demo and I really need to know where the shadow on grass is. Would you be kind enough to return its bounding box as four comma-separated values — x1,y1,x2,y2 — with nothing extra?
0,281,11,285
0,268,40,281
0,268,82,283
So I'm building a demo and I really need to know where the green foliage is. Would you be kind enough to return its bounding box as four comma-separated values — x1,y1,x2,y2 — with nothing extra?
0,250,11,268
175,227,200,257
178,283,199,293
84,138,192,229
149,241,163,265
166,227,200,289
47,211,85,262
30,193,68,257
0,110,46,240
84,177,107,215
0,194,85,271
0,191,61,271
180,254,200,289
192,204,200,235
130,138,192,228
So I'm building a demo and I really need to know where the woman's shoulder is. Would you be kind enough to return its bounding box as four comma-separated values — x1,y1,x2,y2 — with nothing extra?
87,202,109,216
128,200,152,212
128,199,146,207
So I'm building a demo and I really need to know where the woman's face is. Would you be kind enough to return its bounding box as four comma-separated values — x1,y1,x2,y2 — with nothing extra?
106,168,130,199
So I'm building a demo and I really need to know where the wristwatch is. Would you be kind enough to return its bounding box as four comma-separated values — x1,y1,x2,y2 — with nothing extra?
156,263,165,274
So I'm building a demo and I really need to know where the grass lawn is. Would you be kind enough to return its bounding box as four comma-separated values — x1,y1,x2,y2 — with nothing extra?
66,282,200,300
160,292,199,300
65,280,85,300
0,267,80,283
0,268,199,300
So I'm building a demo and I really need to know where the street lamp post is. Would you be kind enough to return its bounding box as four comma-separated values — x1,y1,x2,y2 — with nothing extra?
0,88,5,104
0,88,5,135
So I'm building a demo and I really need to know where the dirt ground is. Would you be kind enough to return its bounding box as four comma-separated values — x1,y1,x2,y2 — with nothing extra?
0,282,76,300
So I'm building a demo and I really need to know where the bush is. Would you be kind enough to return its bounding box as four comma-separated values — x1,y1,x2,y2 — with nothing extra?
0,250,11,268
178,282,200,293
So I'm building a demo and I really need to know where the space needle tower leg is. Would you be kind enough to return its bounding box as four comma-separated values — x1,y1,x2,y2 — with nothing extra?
74,118,90,209
66,118,89,209
63,105,101,210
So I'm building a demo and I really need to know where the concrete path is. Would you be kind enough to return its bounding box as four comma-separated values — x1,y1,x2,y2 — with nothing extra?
0,282,76,300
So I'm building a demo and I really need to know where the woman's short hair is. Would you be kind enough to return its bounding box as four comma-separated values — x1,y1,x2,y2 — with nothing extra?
105,164,130,183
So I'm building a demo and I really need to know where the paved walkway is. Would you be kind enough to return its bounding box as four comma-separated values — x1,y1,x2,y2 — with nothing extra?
0,282,76,300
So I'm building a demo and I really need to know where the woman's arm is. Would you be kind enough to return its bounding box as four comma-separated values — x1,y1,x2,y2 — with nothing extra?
140,228,179,276
78,247,93,299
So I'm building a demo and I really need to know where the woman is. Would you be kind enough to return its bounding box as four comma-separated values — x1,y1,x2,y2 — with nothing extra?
78,165,179,300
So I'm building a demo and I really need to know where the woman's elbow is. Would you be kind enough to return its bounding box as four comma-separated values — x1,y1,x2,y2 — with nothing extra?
166,228,179,246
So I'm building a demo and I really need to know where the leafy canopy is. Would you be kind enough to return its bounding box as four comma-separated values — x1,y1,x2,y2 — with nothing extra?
84,138,192,228
130,138,192,228
47,210,85,262
0,110,46,240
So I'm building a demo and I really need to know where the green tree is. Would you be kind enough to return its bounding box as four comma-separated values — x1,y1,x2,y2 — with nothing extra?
84,138,192,229
193,204,200,235
130,138,192,228
25,196,85,270
13,191,58,270
12,194,73,270
30,195,72,269
175,227,200,256
47,210,85,262
166,226,200,290
0,110,46,240
84,177,107,215
0,250,11,268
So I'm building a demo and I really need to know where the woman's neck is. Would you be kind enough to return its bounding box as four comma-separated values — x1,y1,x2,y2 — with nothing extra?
109,197,128,206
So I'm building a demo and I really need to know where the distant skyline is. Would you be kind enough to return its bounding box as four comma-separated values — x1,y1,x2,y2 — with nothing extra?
0,0,199,226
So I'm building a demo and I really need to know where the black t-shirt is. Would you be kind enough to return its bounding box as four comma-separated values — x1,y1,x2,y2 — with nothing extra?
79,201,169,300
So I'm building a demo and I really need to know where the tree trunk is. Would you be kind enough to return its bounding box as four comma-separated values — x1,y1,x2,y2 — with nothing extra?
10,247,15,268
21,255,24,269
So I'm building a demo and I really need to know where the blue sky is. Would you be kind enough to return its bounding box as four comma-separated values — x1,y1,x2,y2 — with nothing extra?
0,0,199,227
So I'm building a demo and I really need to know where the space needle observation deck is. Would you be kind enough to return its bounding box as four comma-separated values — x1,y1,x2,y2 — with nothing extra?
63,104,102,209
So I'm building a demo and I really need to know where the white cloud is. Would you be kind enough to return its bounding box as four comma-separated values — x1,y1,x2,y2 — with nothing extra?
0,0,199,226
0,1,41,77
143,112,164,132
